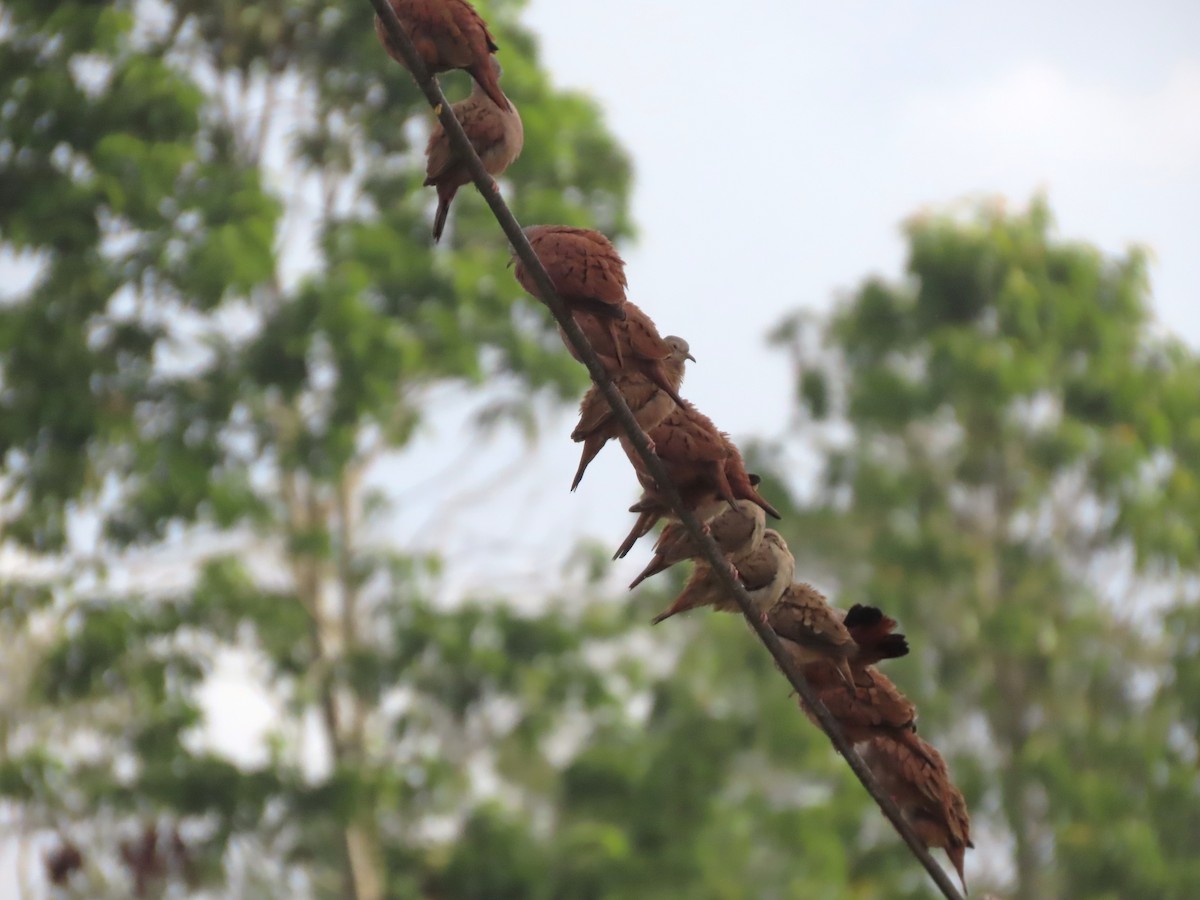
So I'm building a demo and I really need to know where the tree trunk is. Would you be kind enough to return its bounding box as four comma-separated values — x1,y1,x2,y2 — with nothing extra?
333,465,384,900
284,466,385,900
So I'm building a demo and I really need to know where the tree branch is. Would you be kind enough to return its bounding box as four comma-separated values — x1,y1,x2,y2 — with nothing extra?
365,3,966,897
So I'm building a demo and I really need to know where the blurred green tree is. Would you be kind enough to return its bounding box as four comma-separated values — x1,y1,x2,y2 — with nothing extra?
766,197,1200,898
0,0,635,896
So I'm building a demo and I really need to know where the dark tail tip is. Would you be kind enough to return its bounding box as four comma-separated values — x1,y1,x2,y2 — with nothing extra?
613,535,637,560
755,493,781,519
628,560,662,591
432,197,450,242
571,442,603,493
877,634,909,659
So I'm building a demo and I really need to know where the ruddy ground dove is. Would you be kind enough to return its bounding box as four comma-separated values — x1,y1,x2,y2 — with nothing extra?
570,336,693,492
796,662,922,754
620,401,781,521
569,301,693,406
789,602,914,742
862,735,974,894
650,529,793,625
509,229,692,407
514,225,629,323
424,59,523,241
628,498,766,589
611,472,736,560
375,0,512,111
768,582,858,684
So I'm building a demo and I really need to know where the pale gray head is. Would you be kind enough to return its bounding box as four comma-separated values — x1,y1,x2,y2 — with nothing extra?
664,336,696,363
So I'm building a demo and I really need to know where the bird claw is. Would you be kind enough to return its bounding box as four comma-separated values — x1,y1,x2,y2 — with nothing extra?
646,437,656,454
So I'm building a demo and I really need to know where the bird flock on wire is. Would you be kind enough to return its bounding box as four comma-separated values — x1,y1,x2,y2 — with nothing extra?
375,0,974,892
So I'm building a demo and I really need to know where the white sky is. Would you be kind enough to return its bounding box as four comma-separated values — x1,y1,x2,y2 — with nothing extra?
5,1,1200,894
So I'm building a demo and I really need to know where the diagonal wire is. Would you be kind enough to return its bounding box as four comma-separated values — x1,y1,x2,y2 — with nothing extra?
365,3,965,897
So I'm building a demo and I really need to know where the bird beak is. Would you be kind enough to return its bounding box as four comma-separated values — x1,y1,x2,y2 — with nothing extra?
686,352,697,362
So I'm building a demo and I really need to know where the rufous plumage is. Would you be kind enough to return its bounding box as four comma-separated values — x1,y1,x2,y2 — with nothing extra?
629,498,766,589
620,401,781,521
611,475,733,560
612,467,771,560
375,0,512,111
861,736,974,893
768,582,858,684
572,301,694,406
788,603,914,742
650,529,793,625
570,336,693,492
424,59,523,241
795,663,920,750
514,224,629,321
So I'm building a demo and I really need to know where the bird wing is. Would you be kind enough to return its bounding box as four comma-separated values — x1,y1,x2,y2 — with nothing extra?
571,386,613,440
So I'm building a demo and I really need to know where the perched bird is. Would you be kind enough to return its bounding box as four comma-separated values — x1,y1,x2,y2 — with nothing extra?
611,475,733,560
511,225,691,405
727,529,795,617
613,469,769,560
514,230,691,402
572,301,693,406
620,401,781,520
629,498,766,589
795,662,920,748
768,582,858,684
570,336,693,492
862,736,974,894
424,59,523,241
788,602,917,750
514,225,629,322
374,0,511,111
650,529,793,625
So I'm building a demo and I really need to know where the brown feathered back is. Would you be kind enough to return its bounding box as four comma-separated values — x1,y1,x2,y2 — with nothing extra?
375,0,511,111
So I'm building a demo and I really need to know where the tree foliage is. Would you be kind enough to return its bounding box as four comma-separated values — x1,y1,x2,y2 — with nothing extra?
769,197,1200,898
0,0,637,895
